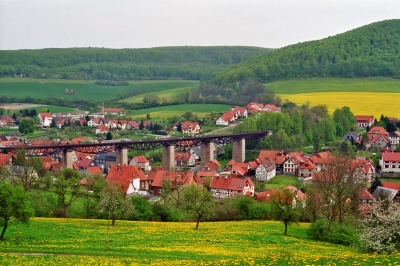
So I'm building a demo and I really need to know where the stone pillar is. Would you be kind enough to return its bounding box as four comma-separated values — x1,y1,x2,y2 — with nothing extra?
232,138,245,163
200,141,215,167
63,149,73,169
162,144,175,170
116,146,128,166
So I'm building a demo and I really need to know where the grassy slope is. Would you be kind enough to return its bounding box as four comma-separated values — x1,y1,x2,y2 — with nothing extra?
1,218,399,265
0,78,199,102
130,104,232,120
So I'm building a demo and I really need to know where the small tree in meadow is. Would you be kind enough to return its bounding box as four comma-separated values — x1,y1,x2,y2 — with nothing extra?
270,188,301,235
0,183,34,240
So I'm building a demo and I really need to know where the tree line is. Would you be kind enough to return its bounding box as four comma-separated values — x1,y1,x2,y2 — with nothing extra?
0,46,271,80
212,19,400,85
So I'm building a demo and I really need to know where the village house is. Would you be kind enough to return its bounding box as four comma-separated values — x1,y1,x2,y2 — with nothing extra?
106,164,147,196
298,159,316,179
87,118,102,127
181,121,201,135
129,155,151,172
355,115,375,128
255,158,276,181
96,125,109,134
209,174,254,198
368,126,389,149
148,170,202,196
380,152,400,174
103,108,126,116
38,112,53,127
93,152,117,171
389,131,400,149
174,152,195,167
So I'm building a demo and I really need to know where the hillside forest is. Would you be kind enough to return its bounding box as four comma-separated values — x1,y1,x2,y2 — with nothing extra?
0,46,271,81
212,19,400,85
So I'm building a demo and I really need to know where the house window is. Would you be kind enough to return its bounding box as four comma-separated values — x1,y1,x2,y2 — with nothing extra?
158,189,162,193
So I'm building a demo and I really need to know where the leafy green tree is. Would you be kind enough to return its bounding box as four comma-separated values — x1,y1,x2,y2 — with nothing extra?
270,188,301,235
96,183,134,246
0,183,34,240
18,119,35,135
53,169,81,217
0,108,5,116
106,131,112,140
317,118,336,144
182,184,215,230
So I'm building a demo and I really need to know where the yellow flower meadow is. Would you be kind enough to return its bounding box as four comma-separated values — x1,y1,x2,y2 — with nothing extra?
0,218,398,265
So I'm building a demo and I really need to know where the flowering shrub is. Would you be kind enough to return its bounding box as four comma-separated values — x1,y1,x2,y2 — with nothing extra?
360,200,400,253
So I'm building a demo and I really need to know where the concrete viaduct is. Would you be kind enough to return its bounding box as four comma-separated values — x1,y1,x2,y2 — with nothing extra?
1,132,268,170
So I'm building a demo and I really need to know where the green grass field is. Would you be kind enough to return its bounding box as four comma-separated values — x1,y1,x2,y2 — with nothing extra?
268,77,400,94
130,104,232,120
0,78,199,102
0,218,398,265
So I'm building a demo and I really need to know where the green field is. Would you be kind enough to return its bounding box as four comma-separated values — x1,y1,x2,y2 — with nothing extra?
130,104,232,120
0,78,199,102
122,86,196,103
268,77,400,94
0,218,398,265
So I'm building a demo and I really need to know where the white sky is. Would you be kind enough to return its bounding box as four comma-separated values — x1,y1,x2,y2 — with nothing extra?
0,0,399,50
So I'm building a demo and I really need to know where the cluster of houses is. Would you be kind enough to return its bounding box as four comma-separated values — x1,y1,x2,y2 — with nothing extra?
215,102,281,126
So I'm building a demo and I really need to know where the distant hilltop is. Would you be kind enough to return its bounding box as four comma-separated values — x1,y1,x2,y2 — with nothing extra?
212,19,400,85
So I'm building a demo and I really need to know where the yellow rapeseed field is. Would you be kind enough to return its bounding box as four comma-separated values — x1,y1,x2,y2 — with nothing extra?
278,92,400,118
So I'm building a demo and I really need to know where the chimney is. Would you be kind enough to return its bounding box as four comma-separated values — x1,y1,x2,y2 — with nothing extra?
117,164,120,171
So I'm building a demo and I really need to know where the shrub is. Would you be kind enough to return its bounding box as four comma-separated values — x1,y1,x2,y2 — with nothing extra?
359,200,400,253
151,202,184,222
308,219,359,246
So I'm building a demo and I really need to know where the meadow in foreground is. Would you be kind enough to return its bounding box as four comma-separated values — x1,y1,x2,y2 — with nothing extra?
0,218,399,265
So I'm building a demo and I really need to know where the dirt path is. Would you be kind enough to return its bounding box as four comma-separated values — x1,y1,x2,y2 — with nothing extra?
0,103,42,110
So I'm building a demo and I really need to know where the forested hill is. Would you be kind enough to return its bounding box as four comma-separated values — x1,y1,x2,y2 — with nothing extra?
0,46,271,80
212,19,400,85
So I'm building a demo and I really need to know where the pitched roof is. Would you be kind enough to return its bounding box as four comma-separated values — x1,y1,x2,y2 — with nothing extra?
210,176,254,191
299,159,316,169
39,112,52,120
106,164,146,193
0,154,12,167
174,152,192,161
382,181,400,191
382,152,400,162
181,121,200,130
151,170,198,188
133,155,150,163
86,166,102,175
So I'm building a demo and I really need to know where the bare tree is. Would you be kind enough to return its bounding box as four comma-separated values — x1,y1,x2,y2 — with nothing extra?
312,156,366,227
3,149,44,191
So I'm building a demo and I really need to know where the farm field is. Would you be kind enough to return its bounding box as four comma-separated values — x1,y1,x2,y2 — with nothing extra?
0,78,199,102
277,92,400,118
122,86,195,103
268,77,400,94
130,103,232,120
1,218,399,265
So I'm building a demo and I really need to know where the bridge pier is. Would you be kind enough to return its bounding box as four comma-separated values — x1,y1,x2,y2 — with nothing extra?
116,146,128,166
200,141,215,167
162,144,175,170
232,138,245,163
63,149,73,169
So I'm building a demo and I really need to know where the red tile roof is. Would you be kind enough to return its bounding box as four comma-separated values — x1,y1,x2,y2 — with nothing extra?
382,152,400,162
382,181,400,191
106,164,146,193
210,176,254,191
0,154,12,167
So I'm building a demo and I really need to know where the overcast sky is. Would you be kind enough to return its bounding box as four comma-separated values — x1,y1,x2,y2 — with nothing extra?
1,0,399,50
